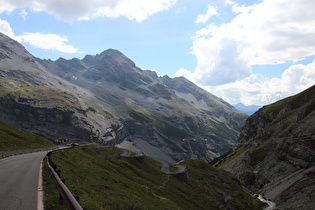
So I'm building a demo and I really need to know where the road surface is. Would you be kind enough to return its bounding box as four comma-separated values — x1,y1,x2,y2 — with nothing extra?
0,151,47,210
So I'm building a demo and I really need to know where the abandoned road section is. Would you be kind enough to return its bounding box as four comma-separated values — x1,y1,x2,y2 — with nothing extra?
0,151,47,210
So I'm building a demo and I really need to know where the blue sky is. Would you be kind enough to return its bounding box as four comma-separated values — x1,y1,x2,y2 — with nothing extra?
0,0,315,106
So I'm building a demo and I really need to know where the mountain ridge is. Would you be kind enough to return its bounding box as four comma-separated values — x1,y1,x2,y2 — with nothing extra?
42,48,248,161
0,32,247,162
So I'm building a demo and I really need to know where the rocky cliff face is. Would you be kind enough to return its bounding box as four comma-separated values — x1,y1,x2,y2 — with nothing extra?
0,32,247,162
218,85,315,209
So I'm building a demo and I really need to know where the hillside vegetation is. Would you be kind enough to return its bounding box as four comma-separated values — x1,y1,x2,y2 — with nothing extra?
0,120,53,151
45,145,264,209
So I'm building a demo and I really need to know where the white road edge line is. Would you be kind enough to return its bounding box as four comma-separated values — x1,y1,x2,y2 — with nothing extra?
37,157,44,210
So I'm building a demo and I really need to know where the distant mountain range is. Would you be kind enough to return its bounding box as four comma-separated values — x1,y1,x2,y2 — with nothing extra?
0,32,247,162
233,103,261,115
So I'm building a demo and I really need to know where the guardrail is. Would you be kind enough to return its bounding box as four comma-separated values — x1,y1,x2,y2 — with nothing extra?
46,150,83,210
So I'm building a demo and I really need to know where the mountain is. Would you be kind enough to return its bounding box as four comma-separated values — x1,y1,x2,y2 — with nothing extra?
216,85,315,209
39,49,248,162
233,103,261,115
0,32,247,162
0,33,114,145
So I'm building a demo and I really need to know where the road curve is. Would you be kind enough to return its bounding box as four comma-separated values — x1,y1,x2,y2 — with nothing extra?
0,151,47,210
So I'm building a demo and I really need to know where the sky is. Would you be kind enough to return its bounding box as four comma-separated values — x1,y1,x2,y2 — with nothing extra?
0,0,315,106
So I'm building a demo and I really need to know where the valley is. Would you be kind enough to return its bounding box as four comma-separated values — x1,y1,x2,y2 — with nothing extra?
216,84,315,209
0,31,314,209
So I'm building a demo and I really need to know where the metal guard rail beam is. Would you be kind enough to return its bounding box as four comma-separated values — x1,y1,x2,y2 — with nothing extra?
46,150,83,210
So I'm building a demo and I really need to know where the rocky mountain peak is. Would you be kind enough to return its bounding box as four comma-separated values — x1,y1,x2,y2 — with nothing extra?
82,48,136,69
99,49,134,63
96,49,137,74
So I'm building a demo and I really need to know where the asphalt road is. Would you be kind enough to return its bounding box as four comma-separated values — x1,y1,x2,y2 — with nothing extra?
0,151,47,210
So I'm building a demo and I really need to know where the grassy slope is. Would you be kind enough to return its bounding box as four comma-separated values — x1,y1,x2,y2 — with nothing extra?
46,145,264,209
0,120,53,151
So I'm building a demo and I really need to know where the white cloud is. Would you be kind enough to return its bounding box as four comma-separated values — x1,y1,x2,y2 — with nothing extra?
0,0,15,14
228,1,255,14
19,32,79,53
0,19,79,53
282,60,315,91
206,60,315,106
224,0,234,6
195,5,217,24
0,19,21,42
207,0,314,63
0,17,79,53
0,0,177,22
189,38,252,86
19,9,28,20
176,0,315,105
175,68,192,79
